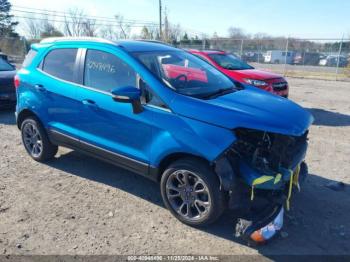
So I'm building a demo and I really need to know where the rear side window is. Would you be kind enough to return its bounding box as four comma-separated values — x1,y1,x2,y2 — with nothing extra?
22,50,37,68
84,49,137,92
42,49,78,82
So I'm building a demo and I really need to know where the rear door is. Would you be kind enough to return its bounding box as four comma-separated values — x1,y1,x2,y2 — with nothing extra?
36,47,81,140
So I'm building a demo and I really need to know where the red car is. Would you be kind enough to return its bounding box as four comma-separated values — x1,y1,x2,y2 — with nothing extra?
189,50,289,97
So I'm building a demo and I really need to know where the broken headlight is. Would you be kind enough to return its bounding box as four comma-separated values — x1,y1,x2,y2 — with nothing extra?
230,128,308,173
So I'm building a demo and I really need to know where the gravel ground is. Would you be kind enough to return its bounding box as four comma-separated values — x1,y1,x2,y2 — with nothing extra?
251,62,350,82
0,78,349,257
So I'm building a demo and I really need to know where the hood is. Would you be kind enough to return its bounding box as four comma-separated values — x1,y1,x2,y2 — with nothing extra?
225,69,283,81
171,86,313,136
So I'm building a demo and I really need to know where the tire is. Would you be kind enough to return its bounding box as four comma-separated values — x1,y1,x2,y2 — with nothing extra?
299,161,308,185
160,157,225,227
21,117,58,162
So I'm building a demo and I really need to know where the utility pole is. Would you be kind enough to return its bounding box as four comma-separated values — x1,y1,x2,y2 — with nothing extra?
335,34,344,81
159,0,162,40
283,36,289,76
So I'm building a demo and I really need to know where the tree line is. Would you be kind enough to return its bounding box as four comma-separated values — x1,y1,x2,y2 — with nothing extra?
1,0,349,55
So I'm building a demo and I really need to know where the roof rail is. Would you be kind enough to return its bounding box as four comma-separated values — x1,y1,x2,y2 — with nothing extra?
40,37,116,45
205,49,226,52
183,48,200,51
134,39,173,47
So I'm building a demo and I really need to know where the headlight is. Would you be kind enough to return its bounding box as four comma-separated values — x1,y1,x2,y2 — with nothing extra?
243,78,268,87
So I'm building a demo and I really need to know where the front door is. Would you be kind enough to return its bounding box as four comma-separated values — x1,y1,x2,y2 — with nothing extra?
75,47,154,175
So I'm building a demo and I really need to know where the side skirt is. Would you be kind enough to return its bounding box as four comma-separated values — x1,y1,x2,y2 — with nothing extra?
48,129,159,182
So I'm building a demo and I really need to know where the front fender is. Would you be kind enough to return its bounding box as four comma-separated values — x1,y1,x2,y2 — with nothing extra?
149,113,236,167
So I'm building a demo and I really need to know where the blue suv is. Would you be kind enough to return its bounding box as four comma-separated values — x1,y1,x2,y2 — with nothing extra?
16,38,313,242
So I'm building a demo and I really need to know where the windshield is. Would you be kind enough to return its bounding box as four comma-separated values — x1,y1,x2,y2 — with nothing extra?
132,50,236,99
0,58,14,71
208,53,253,70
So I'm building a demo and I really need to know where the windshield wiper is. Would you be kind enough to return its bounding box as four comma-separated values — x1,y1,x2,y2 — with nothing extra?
202,88,235,99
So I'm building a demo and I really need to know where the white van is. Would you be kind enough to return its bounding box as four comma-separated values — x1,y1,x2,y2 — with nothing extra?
264,50,295,64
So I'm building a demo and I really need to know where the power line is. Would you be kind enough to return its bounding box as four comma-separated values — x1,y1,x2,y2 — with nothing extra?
12,5,158,24
12,15,160,28
12,5,206,36
12,9,159,26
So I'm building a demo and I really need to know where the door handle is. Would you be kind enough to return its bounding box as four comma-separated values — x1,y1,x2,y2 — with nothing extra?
34,84,46,92
82,99,98,108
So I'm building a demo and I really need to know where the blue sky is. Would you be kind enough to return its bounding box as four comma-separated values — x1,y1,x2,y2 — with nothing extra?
11,0,350,38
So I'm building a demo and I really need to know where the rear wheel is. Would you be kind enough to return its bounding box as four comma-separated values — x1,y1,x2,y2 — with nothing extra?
160,157,225,227
21,117,58,161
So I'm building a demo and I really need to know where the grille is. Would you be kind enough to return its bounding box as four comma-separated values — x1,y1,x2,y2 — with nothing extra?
272,82,288,91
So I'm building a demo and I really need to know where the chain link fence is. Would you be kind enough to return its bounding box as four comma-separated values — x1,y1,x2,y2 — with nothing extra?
179,37,350,82
1,36,350,81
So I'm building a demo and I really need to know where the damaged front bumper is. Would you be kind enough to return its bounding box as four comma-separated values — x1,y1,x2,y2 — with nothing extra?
214,128,309,243
236,205,284,243
232,162,307,243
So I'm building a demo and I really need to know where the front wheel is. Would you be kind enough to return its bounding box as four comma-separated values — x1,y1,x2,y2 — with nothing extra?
160,157,225,227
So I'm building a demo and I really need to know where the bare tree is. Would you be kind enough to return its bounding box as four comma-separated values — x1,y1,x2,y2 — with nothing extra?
99,25,118,40
253,32,271,40
162,10,182,43
140,26,151,39
22,17,42,39
81,19,97,37
40,15,63,38
63,8,98,37
63,8,83,36
114,14,131,39
168,23,182,42
228,27,249,39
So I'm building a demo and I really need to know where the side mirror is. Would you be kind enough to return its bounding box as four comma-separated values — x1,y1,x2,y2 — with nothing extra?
111,86,143,114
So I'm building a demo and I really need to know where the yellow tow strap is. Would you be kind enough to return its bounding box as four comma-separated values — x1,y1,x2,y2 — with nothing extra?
286,164,301,210
274,173,282,184
293,164,301,192
250,175,274,201
249,165,301,211
286,170,294,211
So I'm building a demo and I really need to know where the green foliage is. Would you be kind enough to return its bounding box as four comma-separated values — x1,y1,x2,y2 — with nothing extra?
180,33,190,44
0,0,18,37
140,26,151,39
40,26,64,38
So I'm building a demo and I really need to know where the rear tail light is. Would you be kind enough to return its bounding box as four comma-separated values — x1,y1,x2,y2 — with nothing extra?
14,75,20,89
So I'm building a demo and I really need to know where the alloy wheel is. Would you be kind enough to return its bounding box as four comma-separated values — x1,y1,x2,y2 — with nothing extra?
165,169,211,221
23,122,43,158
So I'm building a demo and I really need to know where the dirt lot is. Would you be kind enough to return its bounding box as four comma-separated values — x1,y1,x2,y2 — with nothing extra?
0,78,349,257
